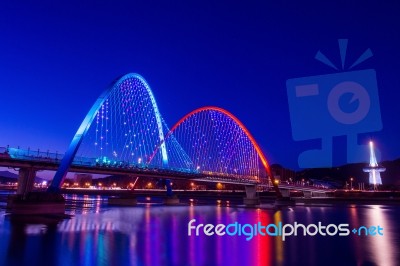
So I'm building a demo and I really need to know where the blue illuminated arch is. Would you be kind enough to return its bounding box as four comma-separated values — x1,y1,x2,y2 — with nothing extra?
48,73,168,191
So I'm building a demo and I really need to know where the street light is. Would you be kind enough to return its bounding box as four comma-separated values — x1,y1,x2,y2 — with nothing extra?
350,177,354,190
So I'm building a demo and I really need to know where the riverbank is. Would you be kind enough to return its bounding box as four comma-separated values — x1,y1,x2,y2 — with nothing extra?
59,188,400,206
2,189,400,207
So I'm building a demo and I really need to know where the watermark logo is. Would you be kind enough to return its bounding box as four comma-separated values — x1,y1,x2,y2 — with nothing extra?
286,39,383,168
188,219,383,241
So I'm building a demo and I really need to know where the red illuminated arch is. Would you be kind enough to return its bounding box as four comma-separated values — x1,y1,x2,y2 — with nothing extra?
149,106,281,196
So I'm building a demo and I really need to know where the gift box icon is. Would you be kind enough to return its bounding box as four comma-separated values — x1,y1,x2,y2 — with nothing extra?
286,39,383,168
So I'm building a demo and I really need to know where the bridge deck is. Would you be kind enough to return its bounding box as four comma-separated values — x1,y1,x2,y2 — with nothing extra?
0,151,334,192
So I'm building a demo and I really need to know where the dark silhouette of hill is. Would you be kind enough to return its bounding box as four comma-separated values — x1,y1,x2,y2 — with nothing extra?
0,171,18,179
297,158,400,186
0,170,47,183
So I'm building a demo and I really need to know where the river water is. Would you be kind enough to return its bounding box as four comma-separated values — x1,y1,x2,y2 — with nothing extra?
0,193,399,266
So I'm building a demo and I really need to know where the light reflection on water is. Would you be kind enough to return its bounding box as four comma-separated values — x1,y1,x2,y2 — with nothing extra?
357,205,397,266
0,195,399,266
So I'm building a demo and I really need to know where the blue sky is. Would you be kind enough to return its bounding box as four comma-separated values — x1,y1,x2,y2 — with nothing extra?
1,0,399,171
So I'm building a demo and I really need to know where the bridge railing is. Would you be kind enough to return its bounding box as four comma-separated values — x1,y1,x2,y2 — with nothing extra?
1,146,266,185
5,147,64,161
1,146,96,166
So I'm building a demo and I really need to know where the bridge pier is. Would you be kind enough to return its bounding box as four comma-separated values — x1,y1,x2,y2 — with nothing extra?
306,191,328,198
302,191,329,198
303,191,313,198
163,179,180,205
280,189,290,198
243,185,260,206
7,167,65,215
274,188,296,206
165,179,173,197
16,167,37,196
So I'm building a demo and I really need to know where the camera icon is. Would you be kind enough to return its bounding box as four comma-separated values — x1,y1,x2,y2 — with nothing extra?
287,67,382,168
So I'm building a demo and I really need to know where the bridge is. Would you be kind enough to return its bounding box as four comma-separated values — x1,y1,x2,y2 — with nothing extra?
2,73,333,213
0,148,260,185
0,147,332,205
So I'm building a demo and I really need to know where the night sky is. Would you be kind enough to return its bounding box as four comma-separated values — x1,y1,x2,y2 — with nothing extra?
1,1,399,171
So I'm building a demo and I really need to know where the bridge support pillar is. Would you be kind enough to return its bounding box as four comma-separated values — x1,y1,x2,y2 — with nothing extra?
243,185,260,206
165,179,173,197
311,192,327,198
303,191,313,198
7,168,65,215
280,189,290,198
163,179,180,205
274,188,296,206
17,167,37,196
